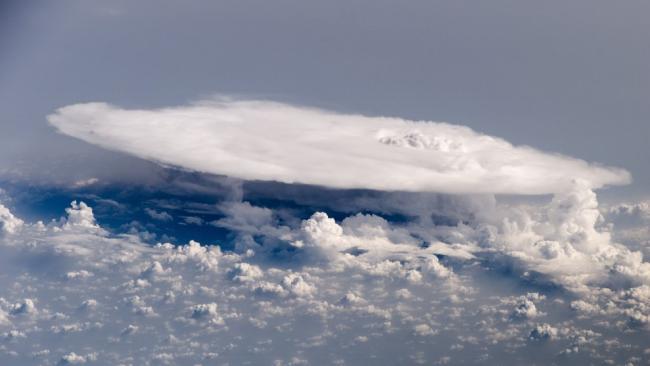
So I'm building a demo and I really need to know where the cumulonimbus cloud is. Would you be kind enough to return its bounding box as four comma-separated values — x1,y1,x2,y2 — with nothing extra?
47,99,630,195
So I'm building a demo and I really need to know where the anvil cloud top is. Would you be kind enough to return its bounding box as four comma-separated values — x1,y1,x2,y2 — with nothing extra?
48,99,629,195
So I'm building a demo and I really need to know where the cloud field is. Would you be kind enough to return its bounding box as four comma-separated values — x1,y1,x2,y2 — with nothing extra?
1,187,650,365
0,99,645,364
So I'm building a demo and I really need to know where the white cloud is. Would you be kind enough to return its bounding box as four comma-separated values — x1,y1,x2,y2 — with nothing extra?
59,352,97,365
71,177,99,189
9,299,37,316
529,324,558,341
145,208,173,222
230,262,263,283
603,200,650,258
414,323,436,336
0,204,23,236
183,216,204,225
64,201,100,230
509,293,544,319
47,99,630,195
281,272,316,297
471,181,650,293
189,303,223,325
198,182,650,297
0,192,649,364
0,200,478,364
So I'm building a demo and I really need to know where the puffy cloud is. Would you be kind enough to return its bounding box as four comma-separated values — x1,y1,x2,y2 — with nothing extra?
603,200,650,258
144,208,173,222
606,201,650,226
47,99,629,195
58,352,97,365
230,262,263,283
292,212,345,257
9,299,37,316
529,324,558,341
281,273,316,297
510,294,544,319
64,270,93,280
0,191,649,364
421,256,451,279
0,310,10,326
198,183,649,299
291,211,453,267
475,181,650,293
0,204,23,235
0,201,460,364
414,323,436,336
189,303,223,325
64,201,100,230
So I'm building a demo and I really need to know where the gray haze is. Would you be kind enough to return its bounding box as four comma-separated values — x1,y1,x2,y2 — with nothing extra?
1,0,648,200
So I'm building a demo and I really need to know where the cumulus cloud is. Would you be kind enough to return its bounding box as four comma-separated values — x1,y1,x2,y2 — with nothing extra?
0,196,649,364
0,203,23,236
382,178,637,296
144,208,173,222
603,200,650,257
529,324,558,341
47,99,629,195
205,184,650,297
6,100,650,363
64,201,100,230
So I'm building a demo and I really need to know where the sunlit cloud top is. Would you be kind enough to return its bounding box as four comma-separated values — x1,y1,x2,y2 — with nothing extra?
48,99,630,195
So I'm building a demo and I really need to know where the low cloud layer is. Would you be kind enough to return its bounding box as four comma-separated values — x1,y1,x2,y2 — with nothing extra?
1,192,650,364
47,99,630,195
34,98,649,364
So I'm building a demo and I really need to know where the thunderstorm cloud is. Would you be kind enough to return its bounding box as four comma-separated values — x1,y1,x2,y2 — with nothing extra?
47,99,630,195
